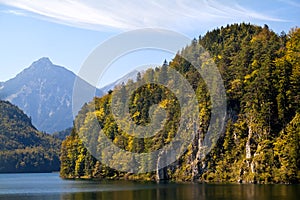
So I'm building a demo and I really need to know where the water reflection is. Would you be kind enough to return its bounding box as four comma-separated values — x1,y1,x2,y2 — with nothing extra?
60,183,300,200
0,174,299,200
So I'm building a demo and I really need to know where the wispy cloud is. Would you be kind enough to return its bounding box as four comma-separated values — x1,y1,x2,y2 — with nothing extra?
2,9,28,16
0,0,287,31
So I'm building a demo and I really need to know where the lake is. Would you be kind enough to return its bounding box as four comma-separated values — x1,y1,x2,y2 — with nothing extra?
0,173,298,200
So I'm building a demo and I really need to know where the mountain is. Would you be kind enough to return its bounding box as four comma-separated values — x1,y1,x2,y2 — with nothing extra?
52,127,72,140
0,100,61,173
100,70,139,94
60,24,299,184
0,82,3,96
0,57,103,133
100,63,161,94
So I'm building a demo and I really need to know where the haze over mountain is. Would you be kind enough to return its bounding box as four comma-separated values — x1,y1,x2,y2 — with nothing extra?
100,63,163,94
0,58,103,133
100,70,139,94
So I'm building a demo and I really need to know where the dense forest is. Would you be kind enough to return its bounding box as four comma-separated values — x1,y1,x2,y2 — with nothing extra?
0,100,61,173
60,23,299,184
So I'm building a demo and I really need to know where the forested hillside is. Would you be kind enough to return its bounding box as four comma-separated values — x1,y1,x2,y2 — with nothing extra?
0,100,61,173
60,23,299,184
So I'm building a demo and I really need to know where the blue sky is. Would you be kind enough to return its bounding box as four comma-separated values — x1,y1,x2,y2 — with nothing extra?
0,0,299,87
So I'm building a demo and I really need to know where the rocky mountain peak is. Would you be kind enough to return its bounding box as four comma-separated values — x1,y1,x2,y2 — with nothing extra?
31,57,53,68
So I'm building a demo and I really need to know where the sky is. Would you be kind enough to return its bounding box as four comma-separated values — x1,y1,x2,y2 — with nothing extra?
0,0,299,87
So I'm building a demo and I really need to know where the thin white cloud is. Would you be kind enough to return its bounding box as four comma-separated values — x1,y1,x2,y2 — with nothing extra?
0,0,287,31
2,9,28,16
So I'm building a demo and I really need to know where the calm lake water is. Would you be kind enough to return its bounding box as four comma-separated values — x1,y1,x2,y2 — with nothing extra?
0,173,298,200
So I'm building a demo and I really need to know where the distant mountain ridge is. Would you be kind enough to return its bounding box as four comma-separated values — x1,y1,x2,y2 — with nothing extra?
100,69,139,93
0,57,103,133
100,64,159,94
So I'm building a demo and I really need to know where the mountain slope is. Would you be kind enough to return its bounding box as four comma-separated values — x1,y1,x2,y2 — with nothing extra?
0,58,103,133
0,100,61,173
